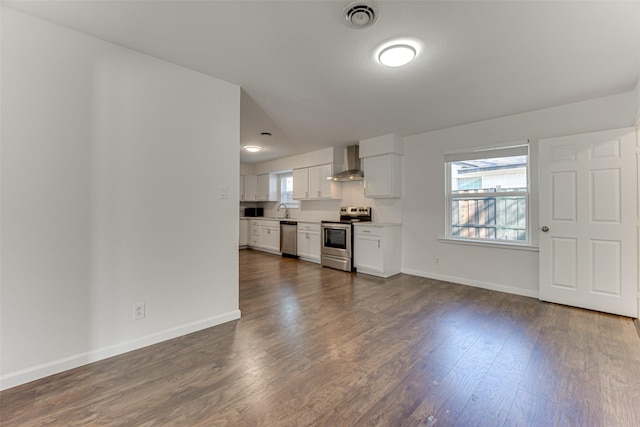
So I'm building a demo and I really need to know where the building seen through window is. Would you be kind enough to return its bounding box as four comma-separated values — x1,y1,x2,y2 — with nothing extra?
446,145,529,243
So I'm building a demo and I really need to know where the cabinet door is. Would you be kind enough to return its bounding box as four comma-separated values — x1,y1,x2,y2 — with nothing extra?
308,166,321,199
257,174,276,201
317,164,333,198
363,154,401,198
270,227,280,251
293,168,309,199
308,164,333,199
243,175,258,201
261,226,280,252
307,231,321,262
297,230,320,262
297,231,310,258
239,219,248,246
354,235,383,273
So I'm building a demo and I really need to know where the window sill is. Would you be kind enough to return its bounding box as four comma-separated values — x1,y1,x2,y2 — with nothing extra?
438,237,539,252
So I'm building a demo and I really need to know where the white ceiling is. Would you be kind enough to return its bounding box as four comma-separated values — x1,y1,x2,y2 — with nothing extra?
5,1,640,163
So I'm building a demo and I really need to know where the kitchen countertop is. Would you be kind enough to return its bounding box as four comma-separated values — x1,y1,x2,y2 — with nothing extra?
240,217,282,220
240,217,323,223
353,222,402,227
240,217,400,226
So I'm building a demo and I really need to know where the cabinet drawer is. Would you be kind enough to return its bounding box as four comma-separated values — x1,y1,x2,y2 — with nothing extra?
298,223,320,232
250,236,260,246
260,220,279,228
251,226,260,236
354,226,383,237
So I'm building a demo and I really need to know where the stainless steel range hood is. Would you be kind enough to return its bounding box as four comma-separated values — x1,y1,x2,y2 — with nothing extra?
329,145,364,182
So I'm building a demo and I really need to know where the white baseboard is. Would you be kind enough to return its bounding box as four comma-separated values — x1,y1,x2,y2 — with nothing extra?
401,268,539,299
0,309,241,391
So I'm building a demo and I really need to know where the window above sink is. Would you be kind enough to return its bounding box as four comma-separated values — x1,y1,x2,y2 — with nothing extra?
278,172,299,208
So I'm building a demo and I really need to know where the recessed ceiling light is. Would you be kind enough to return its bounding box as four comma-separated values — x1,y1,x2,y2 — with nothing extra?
378,44,417,67
243,145,262,153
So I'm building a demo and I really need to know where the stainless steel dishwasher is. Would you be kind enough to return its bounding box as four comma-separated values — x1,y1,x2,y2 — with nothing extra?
280,221,298,258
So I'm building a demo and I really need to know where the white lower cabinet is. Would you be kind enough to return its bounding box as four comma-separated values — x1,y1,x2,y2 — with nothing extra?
292,164,341,200
249,219,280,254
249,220,261,247
260,221,280,253
239,219,248,247
297,222,321,263
354,224,401,278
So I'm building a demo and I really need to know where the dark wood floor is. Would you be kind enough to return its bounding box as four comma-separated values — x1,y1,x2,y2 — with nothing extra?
2,249,640,426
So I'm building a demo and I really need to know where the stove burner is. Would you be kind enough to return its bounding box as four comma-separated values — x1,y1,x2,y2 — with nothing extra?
338,206,371,222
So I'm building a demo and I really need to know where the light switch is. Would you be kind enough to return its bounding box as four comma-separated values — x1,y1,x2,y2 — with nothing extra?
219,185,228,199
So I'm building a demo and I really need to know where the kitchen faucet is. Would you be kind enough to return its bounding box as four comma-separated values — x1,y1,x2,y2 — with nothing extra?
277,203,289,218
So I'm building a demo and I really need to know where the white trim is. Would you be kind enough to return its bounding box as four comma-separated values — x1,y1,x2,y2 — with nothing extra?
401,268,540,299
438,237,539,251
0,310,241,391
443,139,529,156
444,143,529,162
450,190,527,199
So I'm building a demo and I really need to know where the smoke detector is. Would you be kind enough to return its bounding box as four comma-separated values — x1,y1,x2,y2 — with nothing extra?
344,3,378,29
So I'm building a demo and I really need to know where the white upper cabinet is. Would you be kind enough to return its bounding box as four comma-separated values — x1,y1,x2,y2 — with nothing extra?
309,164,333,199
293,164,341,200
359,133,403,199
257,174,277,201
293,168,309,199
363,154,401,198
242,174,258,201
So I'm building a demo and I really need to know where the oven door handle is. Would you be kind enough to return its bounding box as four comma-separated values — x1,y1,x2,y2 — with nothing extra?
321,224,351,230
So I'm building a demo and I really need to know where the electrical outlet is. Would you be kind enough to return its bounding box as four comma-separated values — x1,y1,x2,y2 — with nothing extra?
133,303,145,320
435,256,440,265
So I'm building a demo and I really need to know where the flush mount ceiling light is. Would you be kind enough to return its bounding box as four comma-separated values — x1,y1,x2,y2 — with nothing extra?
378,44,417,67
244,132,271,153
344,3,378,29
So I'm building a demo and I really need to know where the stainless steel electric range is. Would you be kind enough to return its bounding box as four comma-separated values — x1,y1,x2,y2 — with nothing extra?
321,206,371,272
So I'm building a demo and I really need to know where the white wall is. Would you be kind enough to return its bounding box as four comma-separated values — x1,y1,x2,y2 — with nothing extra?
1,8,240,390
402,91,638,297
253,147,340,175
240,163,254,175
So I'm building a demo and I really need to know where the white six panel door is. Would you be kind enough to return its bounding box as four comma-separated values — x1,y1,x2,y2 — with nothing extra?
539,128,637,317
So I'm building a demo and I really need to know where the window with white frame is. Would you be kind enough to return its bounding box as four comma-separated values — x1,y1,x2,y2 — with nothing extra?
445,142,530,243
278,172,299,208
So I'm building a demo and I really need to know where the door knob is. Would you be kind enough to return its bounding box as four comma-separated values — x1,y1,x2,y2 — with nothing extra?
541,226,549,232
